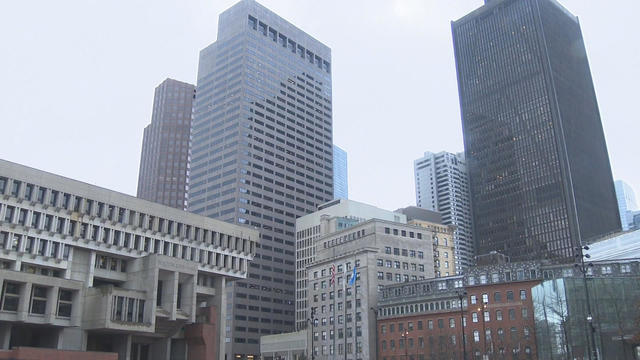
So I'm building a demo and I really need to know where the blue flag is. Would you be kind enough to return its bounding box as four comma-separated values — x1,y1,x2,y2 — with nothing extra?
348,265,357,286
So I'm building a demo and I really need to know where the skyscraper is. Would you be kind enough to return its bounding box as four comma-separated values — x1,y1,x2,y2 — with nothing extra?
414,151,473,272
452,0,620,262
189,1,333,358
614,180,638,231
333,144,348,199
137,78,195,210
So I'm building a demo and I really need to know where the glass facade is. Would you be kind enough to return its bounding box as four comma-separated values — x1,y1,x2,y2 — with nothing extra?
333,144,348,200
532,276,640,359
189,0,333,358
452,0,620,263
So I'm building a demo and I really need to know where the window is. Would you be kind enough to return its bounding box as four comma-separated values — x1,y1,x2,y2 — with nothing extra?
57,289,73,317
484,311,490,322
519,289,527,300
509,309,516,320
449,318,455,328
521,308,528,318
482,293,489,304
506,291,514,301
473,330,480,342
377,259,384,266
494,291,502,302
470,295,477,304
496,310,503,321
1,282,20,311
30,286,48,314
472,312,478,322
385,246,391,254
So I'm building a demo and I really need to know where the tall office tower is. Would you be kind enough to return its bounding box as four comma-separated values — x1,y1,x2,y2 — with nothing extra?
452,0,621,262
414,151,473,272
295,199,406,330
333,144,348,199
137,78,195,210
189,1,333,358
614,180,638,231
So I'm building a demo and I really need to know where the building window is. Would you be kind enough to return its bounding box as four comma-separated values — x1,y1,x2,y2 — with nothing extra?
472,312,478,322
506,291,514,301
1,282,20,311
473,330,480,342
520,289,527,300
30,286,48,315
509,309,516,320
57,289,73,317
496,310,503,321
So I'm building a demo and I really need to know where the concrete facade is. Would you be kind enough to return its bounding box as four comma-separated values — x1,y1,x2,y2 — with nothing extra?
137,79,195,210
260,330,307,360
306,219,435,360
0,159,257,360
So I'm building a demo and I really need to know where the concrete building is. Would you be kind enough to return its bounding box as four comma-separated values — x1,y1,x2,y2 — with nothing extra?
333,145,348,200
295,199,406,330
453,0,620,262
307,219,435,359
137,79,195,210
614,180,638,231
414,151,473,273
396,207,457,278
189,1,334,357
377,258,640,360
0,159,257,360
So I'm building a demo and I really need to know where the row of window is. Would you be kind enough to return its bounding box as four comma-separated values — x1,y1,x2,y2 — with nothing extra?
0,177,249,248
0,281,73,318
0,231,70,260
111,296,145,323
384,247,425,259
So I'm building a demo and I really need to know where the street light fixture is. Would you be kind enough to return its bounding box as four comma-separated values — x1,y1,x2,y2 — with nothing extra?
457,290,468,360
401,330,410,360
575,245,598,360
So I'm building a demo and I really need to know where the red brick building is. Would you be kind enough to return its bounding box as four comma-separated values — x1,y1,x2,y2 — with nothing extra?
376,261,541,360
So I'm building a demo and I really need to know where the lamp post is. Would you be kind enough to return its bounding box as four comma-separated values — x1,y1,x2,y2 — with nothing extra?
401,330,409,360
479,301,488,360
308,307,316,360
370,307,378,360
457,291,468,360
575,245,598,360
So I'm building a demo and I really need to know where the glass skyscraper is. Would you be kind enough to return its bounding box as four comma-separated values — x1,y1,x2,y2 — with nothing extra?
332,144,348,199
137,78,195,210
452,0,620,263
189,1,333,358
614,180,638,231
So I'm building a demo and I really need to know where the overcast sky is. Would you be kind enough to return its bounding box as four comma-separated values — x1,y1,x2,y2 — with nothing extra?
1,0,638,212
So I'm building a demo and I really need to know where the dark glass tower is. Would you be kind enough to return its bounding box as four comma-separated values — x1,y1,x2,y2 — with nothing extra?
452,0,620,263
190,1,333,358
137,78,195,210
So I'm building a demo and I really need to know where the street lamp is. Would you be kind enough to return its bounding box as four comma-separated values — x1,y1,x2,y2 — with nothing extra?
457,290,468,360
478,302,488,360
575,245,598,360
401,330,410,360
308,307,316,360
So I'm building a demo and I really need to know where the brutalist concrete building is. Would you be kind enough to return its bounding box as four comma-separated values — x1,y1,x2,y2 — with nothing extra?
189,0,334,358
0,159,257,360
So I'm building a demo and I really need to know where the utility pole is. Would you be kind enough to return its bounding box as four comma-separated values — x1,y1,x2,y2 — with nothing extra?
575,245,598,360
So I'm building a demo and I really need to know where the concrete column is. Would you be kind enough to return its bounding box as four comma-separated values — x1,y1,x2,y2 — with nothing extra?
17,282,32,322
0,323,12,349
45,286,59,323
213,276,226,360
170,271,178,321
87,250,96,287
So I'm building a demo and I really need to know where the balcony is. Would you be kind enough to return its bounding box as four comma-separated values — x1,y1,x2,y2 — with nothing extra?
82,285,154,334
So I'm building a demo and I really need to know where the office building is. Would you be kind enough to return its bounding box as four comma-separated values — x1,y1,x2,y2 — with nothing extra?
137,79,195,210
614,180,638,231
0,159,257,360
307,219,435,359
396,206,457,277
414,151,473,272
189,1,333,358
295,199,406,330
333,145,348,200
452,0,620,262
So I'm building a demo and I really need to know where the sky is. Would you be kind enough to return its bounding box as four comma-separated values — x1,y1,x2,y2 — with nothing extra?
0,0,638,212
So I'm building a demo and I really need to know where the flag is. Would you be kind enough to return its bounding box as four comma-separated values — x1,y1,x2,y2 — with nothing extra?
330,264,336,286
348,264,357,286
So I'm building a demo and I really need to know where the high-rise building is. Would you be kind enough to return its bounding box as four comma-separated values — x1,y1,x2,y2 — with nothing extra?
0,159,257,360
452,0,621,262
414,151,473,272
189,1,333,358
614,180,638,231
295,199,406,330
333,144,348,199
137,78,195,210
